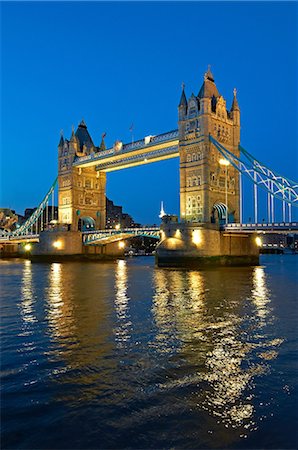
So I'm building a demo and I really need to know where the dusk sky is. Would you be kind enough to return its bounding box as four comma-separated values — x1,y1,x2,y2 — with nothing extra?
1,1,297,224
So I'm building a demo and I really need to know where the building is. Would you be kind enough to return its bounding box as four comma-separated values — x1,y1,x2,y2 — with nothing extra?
106,198,141,229
178,67,240,223
58,122,107,231
0,208,18,231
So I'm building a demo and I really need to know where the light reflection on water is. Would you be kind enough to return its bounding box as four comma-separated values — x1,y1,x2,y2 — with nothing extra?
1,257,296,450
114,259,132,347
20,260,36,326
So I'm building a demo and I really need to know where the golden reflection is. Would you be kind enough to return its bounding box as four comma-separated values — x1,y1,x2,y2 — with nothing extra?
152,269,206,354
20,259,36,325
251,266,271,322
45,263,116,404
114,259,131,347
46,263,74,341
152,266,283,437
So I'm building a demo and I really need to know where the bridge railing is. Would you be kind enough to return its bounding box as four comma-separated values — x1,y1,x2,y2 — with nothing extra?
74,130,179,166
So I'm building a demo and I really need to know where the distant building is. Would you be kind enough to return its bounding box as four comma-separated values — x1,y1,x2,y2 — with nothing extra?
106,198,141,229
0,208,18,231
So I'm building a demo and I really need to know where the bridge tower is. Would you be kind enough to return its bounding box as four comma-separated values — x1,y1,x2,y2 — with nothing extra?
178,68,240,224
58,120,106,231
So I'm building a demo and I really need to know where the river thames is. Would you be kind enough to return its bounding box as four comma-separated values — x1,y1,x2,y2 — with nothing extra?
1,255,297,449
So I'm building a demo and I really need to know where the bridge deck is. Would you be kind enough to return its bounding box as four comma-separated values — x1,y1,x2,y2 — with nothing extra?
73,130,179,172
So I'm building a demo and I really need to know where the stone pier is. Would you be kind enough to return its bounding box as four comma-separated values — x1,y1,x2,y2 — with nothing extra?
156,218,259,268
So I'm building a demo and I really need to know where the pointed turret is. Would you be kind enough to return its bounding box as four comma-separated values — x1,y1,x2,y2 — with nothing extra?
231,88,240,111
178,82,187,120
75,119,94,152
58,130,64,147
99,133,106,151
179,83,187,107
70,126,79,143
198,65,220,99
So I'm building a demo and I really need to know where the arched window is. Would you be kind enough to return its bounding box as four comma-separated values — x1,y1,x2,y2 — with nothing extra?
187,154,191,162
192,153,196,162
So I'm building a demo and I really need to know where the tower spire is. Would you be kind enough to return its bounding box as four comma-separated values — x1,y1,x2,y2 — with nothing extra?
179,82,187,107
159,201,166,218
58,129,64,147
99,132,106,151
231,87,239,111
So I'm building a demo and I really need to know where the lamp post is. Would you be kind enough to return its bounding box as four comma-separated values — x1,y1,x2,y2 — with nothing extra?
219,158,230,224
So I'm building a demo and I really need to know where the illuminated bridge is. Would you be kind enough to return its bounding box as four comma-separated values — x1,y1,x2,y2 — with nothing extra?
1,68,297,255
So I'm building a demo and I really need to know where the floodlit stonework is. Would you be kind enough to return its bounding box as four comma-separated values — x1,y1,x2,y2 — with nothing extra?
58,121,106,231
178,68,240,224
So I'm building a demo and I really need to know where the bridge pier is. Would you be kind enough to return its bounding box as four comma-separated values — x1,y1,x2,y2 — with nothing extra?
156,218,259,268
30,230,125,261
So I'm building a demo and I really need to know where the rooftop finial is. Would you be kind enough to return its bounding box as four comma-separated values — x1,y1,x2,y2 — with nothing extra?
159,201,166,219
181,81,185,90
204,65,214,82
231,87,239,111
71,124,75,134
60,129,64,137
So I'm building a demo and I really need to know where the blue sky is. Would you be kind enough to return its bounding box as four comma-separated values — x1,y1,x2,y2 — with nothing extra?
1,1,297,224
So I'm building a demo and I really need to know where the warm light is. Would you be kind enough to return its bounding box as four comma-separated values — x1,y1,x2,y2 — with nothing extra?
115,224,120,231
219,158,230,166
175,229,181,238
255,237,262,247
118,241,125,249
53,240,63,249
24,244,32,251
192,229,202,246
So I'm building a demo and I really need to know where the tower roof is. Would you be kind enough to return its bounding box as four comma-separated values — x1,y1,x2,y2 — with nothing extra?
75,119,94,150
231,88,240,111
198,66,220,99
58,131,64,147
179,83,187,107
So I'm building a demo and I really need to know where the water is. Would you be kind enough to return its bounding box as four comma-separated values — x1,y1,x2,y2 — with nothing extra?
1,255,297,449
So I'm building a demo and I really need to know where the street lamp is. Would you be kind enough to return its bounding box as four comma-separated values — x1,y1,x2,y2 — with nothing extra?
219,158,230,224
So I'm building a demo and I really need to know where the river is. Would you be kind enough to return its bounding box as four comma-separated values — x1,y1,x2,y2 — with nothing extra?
1,255,297,449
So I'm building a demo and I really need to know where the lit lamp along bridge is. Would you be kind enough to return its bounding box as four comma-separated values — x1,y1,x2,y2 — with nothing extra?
1,131,298,247
2,68,298,264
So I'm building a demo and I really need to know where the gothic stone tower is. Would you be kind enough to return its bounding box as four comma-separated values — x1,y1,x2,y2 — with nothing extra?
178,68,240,224
58,120,106,231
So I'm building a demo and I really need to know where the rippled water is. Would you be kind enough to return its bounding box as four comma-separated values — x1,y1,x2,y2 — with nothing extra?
1,255,297,449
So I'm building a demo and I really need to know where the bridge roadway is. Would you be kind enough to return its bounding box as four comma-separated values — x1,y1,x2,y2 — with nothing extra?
1,223,297,245
223,222,298,234
73,130,179,172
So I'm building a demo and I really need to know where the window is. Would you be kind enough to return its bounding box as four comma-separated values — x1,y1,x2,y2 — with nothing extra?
219,177,225,188
85,179,92,189
187,154,191,162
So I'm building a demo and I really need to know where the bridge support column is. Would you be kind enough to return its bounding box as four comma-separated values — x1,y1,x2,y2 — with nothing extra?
156,220,259,267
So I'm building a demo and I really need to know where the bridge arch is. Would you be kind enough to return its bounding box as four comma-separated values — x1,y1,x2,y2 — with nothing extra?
78,216,96,232
211,202,227,224
211,202,236,224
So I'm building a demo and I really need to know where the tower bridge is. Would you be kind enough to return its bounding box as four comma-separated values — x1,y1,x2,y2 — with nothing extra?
1,67,297,265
